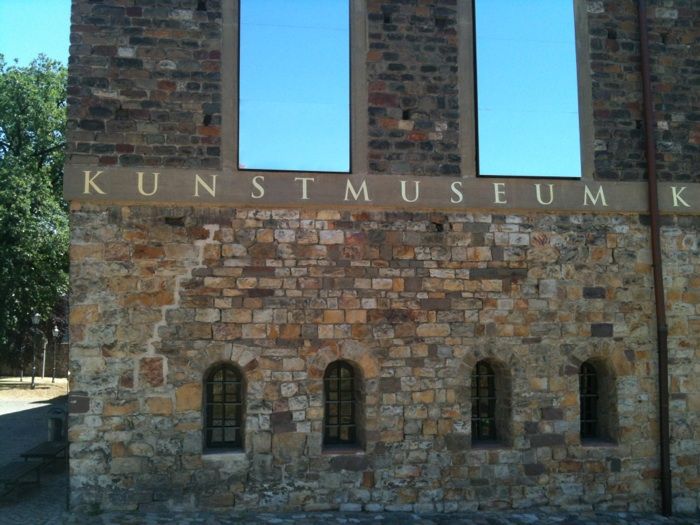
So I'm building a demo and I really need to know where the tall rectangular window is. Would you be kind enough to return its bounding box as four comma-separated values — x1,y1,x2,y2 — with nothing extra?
474,0,583,178
238,0,350,173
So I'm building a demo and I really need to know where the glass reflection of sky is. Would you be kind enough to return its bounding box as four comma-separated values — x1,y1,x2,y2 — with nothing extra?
476,0,582,178
238,0,350,173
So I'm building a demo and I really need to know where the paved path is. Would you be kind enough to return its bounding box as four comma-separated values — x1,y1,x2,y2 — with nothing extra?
63,510,699,525
0,395,67,525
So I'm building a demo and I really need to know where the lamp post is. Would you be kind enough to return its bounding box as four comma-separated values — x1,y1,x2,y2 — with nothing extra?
30,313,41,390
52,325,59,383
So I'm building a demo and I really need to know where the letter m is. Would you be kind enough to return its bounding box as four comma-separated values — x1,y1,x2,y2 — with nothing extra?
344,179,371,202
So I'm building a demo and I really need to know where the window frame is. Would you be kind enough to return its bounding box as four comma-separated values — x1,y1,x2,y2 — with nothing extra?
222,0,368,177
579,361,599,440
323,360,359,448
471,360,498,444
458,0,594,180
204,363,245,451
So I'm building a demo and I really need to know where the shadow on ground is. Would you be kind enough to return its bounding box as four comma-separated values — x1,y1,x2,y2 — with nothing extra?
0,394,68,525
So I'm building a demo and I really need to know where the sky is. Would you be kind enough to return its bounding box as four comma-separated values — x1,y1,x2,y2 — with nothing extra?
0,0,71,66
475,0,582,178
238,0,350,173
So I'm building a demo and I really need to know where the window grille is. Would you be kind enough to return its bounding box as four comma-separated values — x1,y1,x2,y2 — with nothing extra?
579,361,599,439
471,360,497,442
205,364,243,449
324,361,357,446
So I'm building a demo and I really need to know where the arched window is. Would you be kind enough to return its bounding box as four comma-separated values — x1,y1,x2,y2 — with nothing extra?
204,364,244,449
324,361,357,446
579,361,599,439
471,360,497,443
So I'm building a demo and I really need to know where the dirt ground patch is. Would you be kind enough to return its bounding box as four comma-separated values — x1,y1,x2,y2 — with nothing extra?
0,377,69,401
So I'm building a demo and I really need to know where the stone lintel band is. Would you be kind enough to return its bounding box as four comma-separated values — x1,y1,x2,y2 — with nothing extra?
64,165,700,215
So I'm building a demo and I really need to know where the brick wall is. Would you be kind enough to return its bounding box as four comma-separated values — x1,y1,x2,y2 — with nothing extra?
66,1,700,182
67,0,222,169
587,0,700,182
366,0,461,176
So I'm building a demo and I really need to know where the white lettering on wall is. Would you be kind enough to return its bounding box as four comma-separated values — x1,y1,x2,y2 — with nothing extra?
450,181,464,204
251,176,265,199
194,174,217,197
671,186,690,208
294,177,315,200
534,183,555,206
583,185,608,207
83,171,106,195
493,182,507,204
344,179,371,202
137,172,159,196
400,180,420,203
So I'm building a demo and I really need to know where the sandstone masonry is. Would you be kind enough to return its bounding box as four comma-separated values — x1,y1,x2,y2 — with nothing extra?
66,0,700,515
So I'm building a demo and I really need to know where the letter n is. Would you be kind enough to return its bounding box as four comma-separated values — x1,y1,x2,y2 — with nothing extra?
194,174,217,197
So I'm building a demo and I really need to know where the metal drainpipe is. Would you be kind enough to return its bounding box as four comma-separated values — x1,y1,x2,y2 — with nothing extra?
638,0,672,516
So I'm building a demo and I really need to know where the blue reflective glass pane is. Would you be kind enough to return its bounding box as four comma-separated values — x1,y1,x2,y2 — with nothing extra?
475,0,582,178
239,0,350,172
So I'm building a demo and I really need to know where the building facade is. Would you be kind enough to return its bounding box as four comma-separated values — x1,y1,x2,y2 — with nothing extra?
65,0,700,514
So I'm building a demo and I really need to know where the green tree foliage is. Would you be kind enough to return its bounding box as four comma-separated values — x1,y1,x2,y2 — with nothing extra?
0,55,68,365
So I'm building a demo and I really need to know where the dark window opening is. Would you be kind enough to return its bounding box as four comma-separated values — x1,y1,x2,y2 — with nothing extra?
205,364,243,449
324,361,357,446
579,361,599,439
471,360,497,443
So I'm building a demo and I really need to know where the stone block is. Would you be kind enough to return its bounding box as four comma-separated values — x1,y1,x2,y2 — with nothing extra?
252,432,272,454
103,400,138,417
146,396,173,415
272,432,306,463
591,323,613,337
70,304,100,324
110,458,143,475
583,287,606,299
530,434,565,447
329,455,368,472
416,323,450,337
541,407,563,420
319,231,344,244
523,463,546,476
270,411,295,433
445,433,470,452
139,357,165,387
175,383,202,412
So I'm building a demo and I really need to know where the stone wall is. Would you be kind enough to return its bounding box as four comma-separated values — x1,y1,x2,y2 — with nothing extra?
66,0,700,515
68,205,700,512
663,216,700,511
